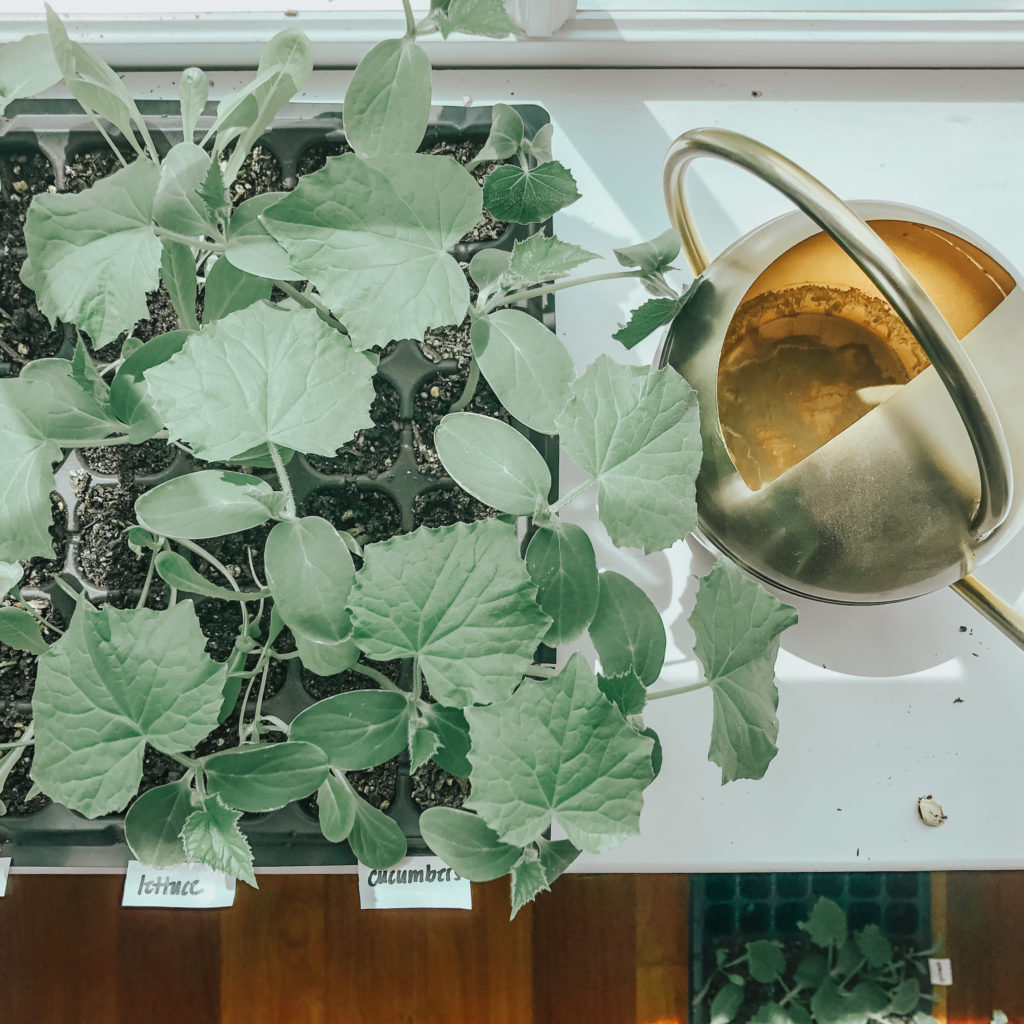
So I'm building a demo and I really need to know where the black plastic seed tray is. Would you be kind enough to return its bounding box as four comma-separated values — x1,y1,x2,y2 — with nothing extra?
689,871,933,1021
0,102,557,869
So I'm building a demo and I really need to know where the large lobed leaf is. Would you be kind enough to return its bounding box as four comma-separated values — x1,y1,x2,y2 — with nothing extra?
556,355,701,554
349,519,550,708
144,304,377,461
21,157,161,346
263,153,481,349
690,558,798,784
465,652,654,853
31,602,225,818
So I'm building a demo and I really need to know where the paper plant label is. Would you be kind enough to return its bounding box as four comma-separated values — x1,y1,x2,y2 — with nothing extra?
358,856,472,910
928,958,953,985
122,860,236,908
0,856,10,897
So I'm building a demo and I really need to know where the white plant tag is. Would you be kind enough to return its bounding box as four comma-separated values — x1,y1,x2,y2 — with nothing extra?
122,861,236,908
358,856,472,910
0,856,10,897
928,958,953,985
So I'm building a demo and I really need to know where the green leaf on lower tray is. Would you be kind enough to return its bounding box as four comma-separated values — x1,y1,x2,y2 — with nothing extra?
855,923,893,969
612,297,684,350
22,157,161,346
419,806,521,882
746,939,786,984
503,232,599,289
887,978,922,1016
181,794,257,887
750,1003,797,1024
343,37,431,159
135,470,280,540
124,776,195,869
347,787,407,869
510,856,549,919
555,356,701,554
691,557,798,784
290,690,411,771
145,304,377,462
350,519,550,709
709,982,745,1024
204,740,329,813
155,551,271,602
31,602,225,818
315,774,357,843
483,160,580,224
471,309,576,434
525,519,599,646
588,570,666,685
263,153,481,349
465,652,654,852
435,412,551,515
799,896,848,950
0,607,51,655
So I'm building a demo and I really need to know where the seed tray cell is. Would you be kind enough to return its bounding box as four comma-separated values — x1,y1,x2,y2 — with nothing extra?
0,103,557,869
689,871,932,1022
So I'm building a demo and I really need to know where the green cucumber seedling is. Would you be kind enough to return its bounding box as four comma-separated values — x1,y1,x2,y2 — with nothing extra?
0,0,797,913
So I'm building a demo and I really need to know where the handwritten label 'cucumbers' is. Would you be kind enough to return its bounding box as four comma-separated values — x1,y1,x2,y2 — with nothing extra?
357,855,471,910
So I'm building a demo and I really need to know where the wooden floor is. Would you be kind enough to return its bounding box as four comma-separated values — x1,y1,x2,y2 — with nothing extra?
0,871,1020,1023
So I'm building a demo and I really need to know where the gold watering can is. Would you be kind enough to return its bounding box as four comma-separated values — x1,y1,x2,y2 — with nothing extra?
658,128,1024,648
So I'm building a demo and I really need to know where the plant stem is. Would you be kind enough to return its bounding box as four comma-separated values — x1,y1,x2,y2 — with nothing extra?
482,268,646,315
401,0,416,35
154,226,225,251
174,538,241,593
16,601,64,638
547,476,595,515
0,738,34,750
274,280,349,336
52,433,144,449
135,544,160,610
412,658,423,702
449,356,480,413
646,681,710,701
268,442,296,518
350,662,404,694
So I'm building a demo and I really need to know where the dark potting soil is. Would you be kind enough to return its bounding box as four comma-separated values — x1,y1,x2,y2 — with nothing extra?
295,139,353,178
420,317,473,369
411,760,470,811
63,145,135,192
230,144,284,206
78,437,177,482
19,491,69,590
412,367,507,477
72,482,148,593
0,145,55,242
419,140,508,244
0,708,49,816
302,485,403,551
302,376,402,478
195,601,291,695
195,521,275,591
87,284,185,363
0,597,63,703
412,486,497,529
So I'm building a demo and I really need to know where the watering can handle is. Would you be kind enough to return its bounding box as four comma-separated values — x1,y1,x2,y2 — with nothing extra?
662,127,1012,542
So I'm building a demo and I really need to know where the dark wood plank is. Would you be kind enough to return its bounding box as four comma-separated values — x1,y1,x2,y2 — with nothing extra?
322,875,534,1024
945,871,1024,1022
532,874,638,1024
220,874,329,1024
0,875,119,1024
636,875,688,1024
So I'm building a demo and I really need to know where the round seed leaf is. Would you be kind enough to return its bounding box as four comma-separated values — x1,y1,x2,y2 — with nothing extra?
145,303,377,461
155,551,270,602
471,310,576,435
465,652,654,853
525,520,599,645
0,607,52,655
124,777,195,868
224,192,296,279
420,807,521,882
435,413,551,516
134,470,281,540
350,519,550,708
348,789,407,869
204,741,329,813
588,570,665,685
315,774,357,843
